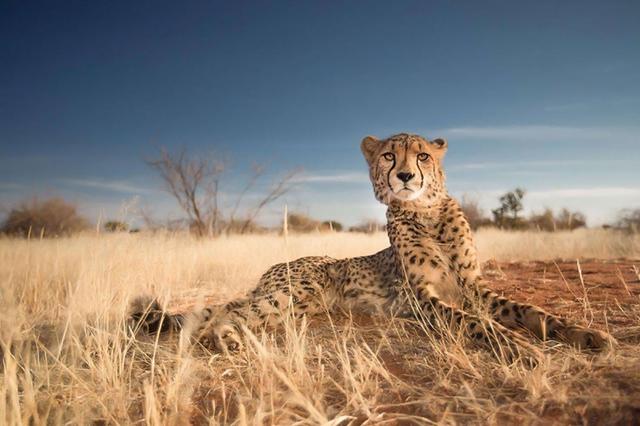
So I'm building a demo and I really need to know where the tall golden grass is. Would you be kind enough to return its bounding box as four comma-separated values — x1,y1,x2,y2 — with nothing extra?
1,230,639,424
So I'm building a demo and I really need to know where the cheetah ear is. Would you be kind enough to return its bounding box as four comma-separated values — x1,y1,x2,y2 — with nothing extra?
429,138,448,157
360,135,380,164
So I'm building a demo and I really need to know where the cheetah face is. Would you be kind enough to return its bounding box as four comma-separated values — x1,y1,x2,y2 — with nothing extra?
361,133,448,209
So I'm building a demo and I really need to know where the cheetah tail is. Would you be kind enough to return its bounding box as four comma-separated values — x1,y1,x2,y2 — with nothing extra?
127,295,184,336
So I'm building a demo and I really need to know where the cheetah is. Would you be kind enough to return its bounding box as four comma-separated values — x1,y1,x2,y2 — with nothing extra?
130,133,614,361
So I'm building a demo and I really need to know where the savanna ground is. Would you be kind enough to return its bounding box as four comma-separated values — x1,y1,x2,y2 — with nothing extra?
1,229,639,425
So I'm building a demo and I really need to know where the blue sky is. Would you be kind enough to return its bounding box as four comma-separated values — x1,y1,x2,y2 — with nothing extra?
1,0,639,227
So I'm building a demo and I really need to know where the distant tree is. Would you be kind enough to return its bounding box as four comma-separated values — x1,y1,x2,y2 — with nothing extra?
104,220,129,232
502,188,526,221
460,195,491,230
491,205,507,229
1,198,89,238
615,208,640,232
492,188,527,229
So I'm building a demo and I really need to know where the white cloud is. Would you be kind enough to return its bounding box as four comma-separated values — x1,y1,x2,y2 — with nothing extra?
543,102,590,112
453,186,640,200
293,172,369,184
449,159,586,170
527,187,640,199
60,178,159,195
0,182,25,191
433,125,639,142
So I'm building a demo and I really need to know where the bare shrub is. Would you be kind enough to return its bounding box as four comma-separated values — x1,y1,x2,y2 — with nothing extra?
236,169,300,234
1,197,89,237
615,208,640,232
147,147,299,236
320,220,343,232
529,208,587,231
555,208,587,230
104,220,129,232
147,147,225,237
280,213,342,233
220,219,267,234
286,212,321,233
349,219,385,233
460,195,492,230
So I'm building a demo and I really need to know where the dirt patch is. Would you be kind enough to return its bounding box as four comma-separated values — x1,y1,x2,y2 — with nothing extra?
482,258,640,336
168,259,640,424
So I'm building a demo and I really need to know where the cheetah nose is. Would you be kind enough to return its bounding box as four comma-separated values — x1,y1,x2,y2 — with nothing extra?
397,172,415,183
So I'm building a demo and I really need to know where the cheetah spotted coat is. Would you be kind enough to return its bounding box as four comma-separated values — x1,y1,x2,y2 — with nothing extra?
131,133,613,361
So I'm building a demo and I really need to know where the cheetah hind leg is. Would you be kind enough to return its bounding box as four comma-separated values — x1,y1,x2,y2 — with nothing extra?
127,296,244,352
185,305,245,353
127,296,184,336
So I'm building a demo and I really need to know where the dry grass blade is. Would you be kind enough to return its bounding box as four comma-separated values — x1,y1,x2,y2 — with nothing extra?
0,230,639,423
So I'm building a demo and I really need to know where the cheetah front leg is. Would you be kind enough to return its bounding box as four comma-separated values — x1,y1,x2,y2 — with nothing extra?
473,286,615,351
439,204,615,352
387,216,541,362
405,270,543,364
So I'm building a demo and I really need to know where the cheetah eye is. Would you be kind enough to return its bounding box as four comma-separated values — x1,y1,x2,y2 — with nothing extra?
417,152,430,161
382,152,395,161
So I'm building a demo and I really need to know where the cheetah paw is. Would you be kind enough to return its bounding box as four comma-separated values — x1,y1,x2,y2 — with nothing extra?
197,321,243,353
559,326,616,352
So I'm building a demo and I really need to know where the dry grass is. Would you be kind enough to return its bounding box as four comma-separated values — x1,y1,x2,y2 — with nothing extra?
1,230,639,424
475,228,640,262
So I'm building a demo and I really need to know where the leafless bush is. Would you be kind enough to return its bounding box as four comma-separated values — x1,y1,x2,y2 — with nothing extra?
348,219,384,233
615,208,640,232
529,208,587,231
104,220,129,232
147,147,225,237
282,213,343,233
147,147,299,236
1,197,89,238
320,220,343,232
220,219,267,234
460,195,492,230
286,212,321,233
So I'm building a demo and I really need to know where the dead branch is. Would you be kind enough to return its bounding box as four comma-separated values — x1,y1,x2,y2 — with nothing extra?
239,168,301,234
147,147,225,236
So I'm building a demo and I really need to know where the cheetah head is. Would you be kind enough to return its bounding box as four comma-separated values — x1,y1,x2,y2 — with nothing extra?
361,133,448,209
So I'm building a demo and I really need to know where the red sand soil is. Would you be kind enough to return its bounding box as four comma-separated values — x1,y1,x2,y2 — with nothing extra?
482,259,640,333
182,259,640,424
